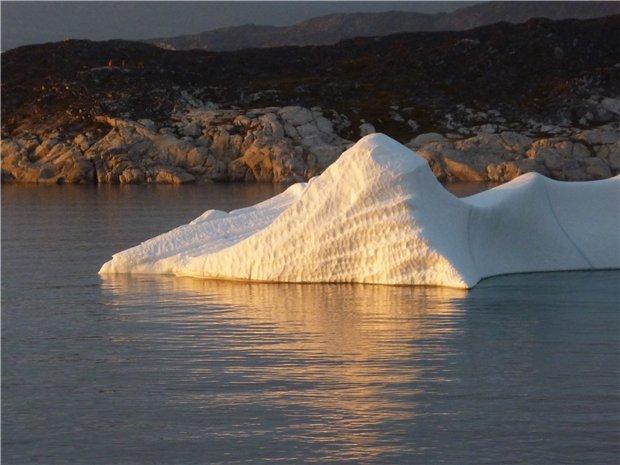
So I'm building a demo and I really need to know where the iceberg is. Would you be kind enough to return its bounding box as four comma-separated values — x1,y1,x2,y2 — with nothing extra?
100,134,619,288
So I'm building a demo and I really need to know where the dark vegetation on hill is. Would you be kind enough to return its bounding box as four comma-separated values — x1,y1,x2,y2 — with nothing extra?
2,16,619,140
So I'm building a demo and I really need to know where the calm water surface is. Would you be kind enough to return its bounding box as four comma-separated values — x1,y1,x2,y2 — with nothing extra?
2,183,619,465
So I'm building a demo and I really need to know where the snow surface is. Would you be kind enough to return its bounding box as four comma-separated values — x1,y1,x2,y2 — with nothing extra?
100,134,620,288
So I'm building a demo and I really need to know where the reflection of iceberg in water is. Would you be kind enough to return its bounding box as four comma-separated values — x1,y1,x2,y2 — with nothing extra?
100,134,619,288
99,270,620,461
100,274,467,460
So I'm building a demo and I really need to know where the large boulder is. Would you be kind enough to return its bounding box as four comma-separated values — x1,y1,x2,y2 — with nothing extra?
278,106,314,126
119,167,145,184
407,132,445,149
155,167,195,184
584,158,612,179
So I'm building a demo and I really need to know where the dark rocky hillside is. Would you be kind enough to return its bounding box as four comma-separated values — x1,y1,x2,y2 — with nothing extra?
148,1,620,51
3,16,619,138
2,16,619,185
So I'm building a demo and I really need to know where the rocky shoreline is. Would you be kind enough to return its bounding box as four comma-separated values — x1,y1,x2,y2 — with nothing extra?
2,103,618,185
1,105,350,184
3,16,619,185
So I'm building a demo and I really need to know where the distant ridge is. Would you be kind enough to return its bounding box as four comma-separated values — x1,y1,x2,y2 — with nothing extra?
148,1,620,51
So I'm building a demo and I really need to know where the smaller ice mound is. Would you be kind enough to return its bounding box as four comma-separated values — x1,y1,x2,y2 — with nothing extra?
100,134,619,288
99,181,309,275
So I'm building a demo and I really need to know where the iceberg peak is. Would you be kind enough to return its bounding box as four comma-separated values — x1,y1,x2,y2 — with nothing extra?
336,133,428,171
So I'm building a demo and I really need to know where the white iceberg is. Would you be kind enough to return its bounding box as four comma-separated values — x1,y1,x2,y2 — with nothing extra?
100,134,619,288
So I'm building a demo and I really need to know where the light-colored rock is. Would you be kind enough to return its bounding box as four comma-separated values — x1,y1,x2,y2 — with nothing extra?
607,146,620,172
278,106,313,126
184,146,209,168
407,120,419,131
515,158,548,176
195,135,212,147
296,123,320,138
284,123,299,140
478,123,498,134
155,167,195,184
34,138,60,158
499,132,533,153
359,123,376,137
572,142,591,159
536,149,567,172
408,132,445,148
442,156,485,181
258,113,284,139
182,122,202,137
233,115,252,127
574,125,619,145
315,116,334,134
137,119,156,131
562,168,588,181
73,133,92,151
584,158,612,179
1,139,25,161
119,167,145,184
486,162,520,182
600,97,620,116
389,110,404,122
210,129,236,159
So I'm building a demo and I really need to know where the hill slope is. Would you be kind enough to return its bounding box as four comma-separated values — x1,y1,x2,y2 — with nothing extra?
3,16,618,137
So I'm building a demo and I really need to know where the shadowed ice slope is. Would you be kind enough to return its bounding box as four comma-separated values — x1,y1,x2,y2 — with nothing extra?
100,134,619,288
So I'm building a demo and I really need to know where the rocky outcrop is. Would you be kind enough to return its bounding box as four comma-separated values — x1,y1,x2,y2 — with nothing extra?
0,136,95,184
1,106,351,184
3,112,618,185
409,124,620,183
2,16,619,186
